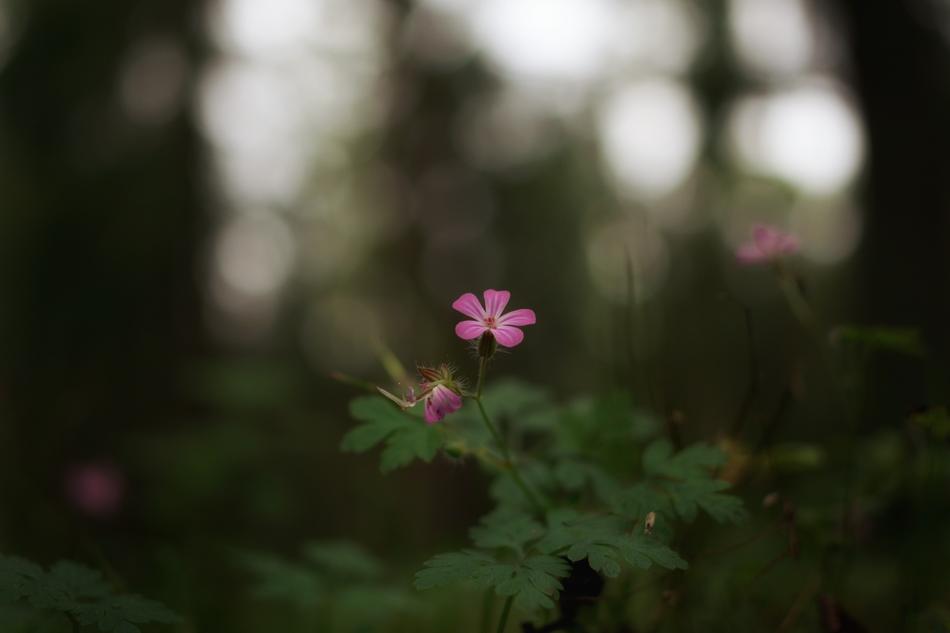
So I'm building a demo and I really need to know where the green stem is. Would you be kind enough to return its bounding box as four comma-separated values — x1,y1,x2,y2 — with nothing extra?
479,588,495,633
495,596,513,633
775,266,817,334
476,356,488,398
473,355,545,514
67,613,81,633
475,398,545,513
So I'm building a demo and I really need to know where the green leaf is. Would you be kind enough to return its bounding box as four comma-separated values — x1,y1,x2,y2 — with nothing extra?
496,556,570,611
238,543,419,622
490,461,556,512
342,396,442,473
667,480,747,524
612,483,674,520
74,595,180,632
0,555,179,632
236,552,324,608
554,459,622,504
476,379,556,431
639,441,745,524
414,551,569,611
46,562,110,600
643,440,726,479
413,551,499,590
469,510,545,557
303,541,382,580
0,556,44,604
538,511,687,578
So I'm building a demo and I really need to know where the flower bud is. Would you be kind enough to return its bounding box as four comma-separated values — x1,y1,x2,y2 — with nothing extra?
478,331,497,359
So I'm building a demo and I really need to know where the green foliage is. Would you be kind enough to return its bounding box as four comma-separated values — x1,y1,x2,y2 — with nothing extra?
238,541,418,628
553,459,621,504
345,383,745,620
553,394,660,455
537,510,687,578
0,556,179,632
639,440,746,524
341,397,442,473
302,541,383,580
414,551,569,611
469,510,545,558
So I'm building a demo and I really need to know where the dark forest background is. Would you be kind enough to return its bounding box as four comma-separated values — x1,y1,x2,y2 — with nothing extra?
1,0,949,631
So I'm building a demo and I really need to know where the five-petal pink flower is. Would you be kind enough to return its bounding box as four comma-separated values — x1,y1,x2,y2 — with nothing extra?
453,289,536,348
736,224,800,265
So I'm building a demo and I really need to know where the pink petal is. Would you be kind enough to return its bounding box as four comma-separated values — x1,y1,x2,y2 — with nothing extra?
492,325,525,347
425,386,462,423
424,399,442,423
452,293,485,320
752,225,781,254
499,308,536,327
441,387,463,413
455,320,488,340
483,289,511,318
736,242,767,264
776,233,799,254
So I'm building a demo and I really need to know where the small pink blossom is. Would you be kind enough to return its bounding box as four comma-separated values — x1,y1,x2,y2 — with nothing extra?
65,462,125,519
736,224,800,265
423,384,463,423
452,289,536,348
377,364,463,424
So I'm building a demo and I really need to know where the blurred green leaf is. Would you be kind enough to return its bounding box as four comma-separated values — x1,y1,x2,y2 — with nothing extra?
182,359,304,410
237,552,324,608
553,459,622,504
0,556,178,632
303,541,383,580
469,510,545,557
832,325,925,356
764,443,827,471
643,440,727,479
342,397,442,473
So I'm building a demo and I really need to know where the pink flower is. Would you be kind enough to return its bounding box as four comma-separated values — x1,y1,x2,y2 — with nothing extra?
65,462,125,519
377,364,464,424
423,384,463,423
452,289,537,348
736,224,800,265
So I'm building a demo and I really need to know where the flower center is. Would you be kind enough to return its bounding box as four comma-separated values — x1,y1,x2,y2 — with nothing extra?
484,316,497,328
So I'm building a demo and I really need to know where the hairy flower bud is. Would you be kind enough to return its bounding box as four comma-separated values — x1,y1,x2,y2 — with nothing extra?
478,331,497,359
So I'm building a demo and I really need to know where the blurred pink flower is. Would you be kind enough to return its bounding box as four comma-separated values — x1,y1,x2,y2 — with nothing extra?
736,224,800,265
424,384,463,423
66,462,125,519
453,289,536,348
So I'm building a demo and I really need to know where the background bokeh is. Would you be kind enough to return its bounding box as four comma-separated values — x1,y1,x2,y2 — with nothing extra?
1,0,949,630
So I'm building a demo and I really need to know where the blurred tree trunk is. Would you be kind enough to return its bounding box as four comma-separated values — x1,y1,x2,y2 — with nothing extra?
831,0,950,412
0,0,209,548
